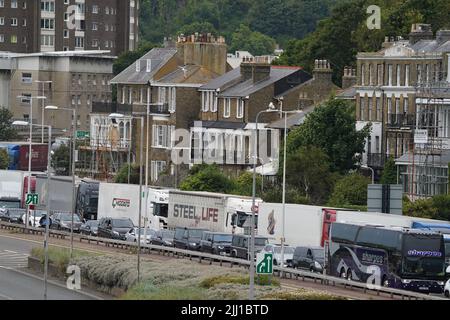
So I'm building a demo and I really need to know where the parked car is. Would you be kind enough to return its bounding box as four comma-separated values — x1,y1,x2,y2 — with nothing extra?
260,244,295,267
230,234,269,260
1,208,25,224
80,220,99,236
125,227,157,244
200,232,233,255
445,278,450,298
150,229,175,247
291,246,325,272
49,212,83,232
97,217,134,240
173,227,208,251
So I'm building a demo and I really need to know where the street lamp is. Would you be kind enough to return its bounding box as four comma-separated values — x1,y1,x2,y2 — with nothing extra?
109,113,144,283
16,95,46,231
45,105,77,259
250,104,280,300
35,80,52,143
13,121,52,300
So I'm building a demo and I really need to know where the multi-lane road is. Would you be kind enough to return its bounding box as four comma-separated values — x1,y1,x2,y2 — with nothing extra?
0,233,103,300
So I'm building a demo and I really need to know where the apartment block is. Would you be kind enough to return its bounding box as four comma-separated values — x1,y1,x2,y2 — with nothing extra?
0,0,139,55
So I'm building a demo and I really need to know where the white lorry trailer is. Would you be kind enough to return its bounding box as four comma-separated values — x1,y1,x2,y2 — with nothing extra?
167,190,263,234
257,203,450,248
0,170,25,209
98,183,144,227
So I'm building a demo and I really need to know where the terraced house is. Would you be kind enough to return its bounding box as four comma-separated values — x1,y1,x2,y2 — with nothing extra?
91,34,228,182
355,24,450,181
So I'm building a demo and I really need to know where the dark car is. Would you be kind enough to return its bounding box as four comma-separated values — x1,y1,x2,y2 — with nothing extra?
200,232,233,255
173,227,208,251
291,246,325,272
230,234,269,260
50,212,83,232
1,208,25,224
80,220,99,236
150,229,175,247
97,217,134,240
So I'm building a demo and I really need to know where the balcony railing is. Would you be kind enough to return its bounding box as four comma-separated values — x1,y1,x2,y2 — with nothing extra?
150,103,170,115
387,114,415,128
367,153,385,169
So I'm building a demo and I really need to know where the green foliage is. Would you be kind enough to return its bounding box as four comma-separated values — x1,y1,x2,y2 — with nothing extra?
123,283,209,300
178,21,218,36
232,171,262,197
139,0,335,46
114,164,141,184
276,0,450,84
30,246,96,273
262,185,310,205
180,164,235,193
430,195,450,221
51,144,70,176
200,274,279,288
403,196,438,219
285,145,336,205
380,157,397,185
328,173,370,207
0,148,8,170
229,24,277,56
0,108,18,141
286,98,371,173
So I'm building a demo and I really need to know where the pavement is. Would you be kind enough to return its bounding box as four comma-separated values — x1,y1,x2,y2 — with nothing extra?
0,233,104,300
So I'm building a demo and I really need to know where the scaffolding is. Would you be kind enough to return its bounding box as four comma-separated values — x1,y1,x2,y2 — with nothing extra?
403,67,450,199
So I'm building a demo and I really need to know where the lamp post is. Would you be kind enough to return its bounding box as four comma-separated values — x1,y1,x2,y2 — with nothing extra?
109,113,144,283
45,105,76,259
35,80,52,144
13,121,52,299
361,164,375,184
250,104,280,300
16,95,46,231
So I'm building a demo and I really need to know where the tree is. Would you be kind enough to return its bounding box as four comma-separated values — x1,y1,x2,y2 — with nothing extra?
51,144,70,176
232,171,262,197
114,164,141,184
0,108,18,141
403,196,438,219
0,148,9,170
380,156,397,185
180,164,235,193
285,145,336,204
261,184,309,205
286,98,371,173
328,173,370,207
178,22,218,37
229,24,277,56
430,195,450,221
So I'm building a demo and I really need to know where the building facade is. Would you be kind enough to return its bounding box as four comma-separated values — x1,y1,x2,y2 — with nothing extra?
9,50,115,131
355,24,450,178
0,0,139,55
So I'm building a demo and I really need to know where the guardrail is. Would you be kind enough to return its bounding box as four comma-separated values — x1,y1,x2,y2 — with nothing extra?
0,220,447,301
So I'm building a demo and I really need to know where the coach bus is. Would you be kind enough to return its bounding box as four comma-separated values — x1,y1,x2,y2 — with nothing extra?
328,223,447,294
411,221,450,266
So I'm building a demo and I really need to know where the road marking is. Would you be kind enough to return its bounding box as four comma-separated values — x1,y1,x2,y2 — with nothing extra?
0,291,13,300
4,250,18,254
0,250,28,269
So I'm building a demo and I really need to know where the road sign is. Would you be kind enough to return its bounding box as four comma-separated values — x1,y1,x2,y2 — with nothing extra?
256,252,273,275
25,193,39,206
76,130,90,139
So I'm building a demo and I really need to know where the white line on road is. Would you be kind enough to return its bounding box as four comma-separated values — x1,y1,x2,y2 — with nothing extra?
4,250,18,254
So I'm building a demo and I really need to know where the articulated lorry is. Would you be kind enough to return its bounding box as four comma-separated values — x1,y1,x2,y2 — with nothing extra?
257,203,450,248
35,176,99,220
0,170,39,210
167,190,263,234
0,142,48,171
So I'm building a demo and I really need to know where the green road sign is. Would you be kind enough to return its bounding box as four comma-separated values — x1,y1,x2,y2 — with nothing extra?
256,252,273,275
25,193,39,206
76,130,90,139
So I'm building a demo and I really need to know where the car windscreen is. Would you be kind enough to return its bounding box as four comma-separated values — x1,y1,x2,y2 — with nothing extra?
89,197,98,208
162,230,174,239
112,219,134,228
8,210,24,217
255,238,268,246
60,213,81,222
213,234,233,242
274,247,294,254
0,201,20,209
188,229,205,238
138,228,156,235
88,221,98,227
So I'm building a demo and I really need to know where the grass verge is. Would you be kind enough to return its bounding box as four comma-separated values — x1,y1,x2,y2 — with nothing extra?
30,246,98,273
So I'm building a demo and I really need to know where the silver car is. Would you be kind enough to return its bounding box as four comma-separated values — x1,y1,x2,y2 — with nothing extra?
260,244,295,267
125,227,157,244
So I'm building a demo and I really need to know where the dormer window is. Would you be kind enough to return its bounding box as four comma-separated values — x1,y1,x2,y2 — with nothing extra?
136,60,140,72
146,59,152,72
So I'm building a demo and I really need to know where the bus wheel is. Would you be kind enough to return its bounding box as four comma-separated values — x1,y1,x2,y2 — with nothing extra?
347,269,352,281
340,268,346,278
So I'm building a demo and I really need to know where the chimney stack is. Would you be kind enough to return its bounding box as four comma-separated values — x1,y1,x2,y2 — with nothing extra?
240,57,271,83
313,59,333,83
409,24,433,45
342,66,357,89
